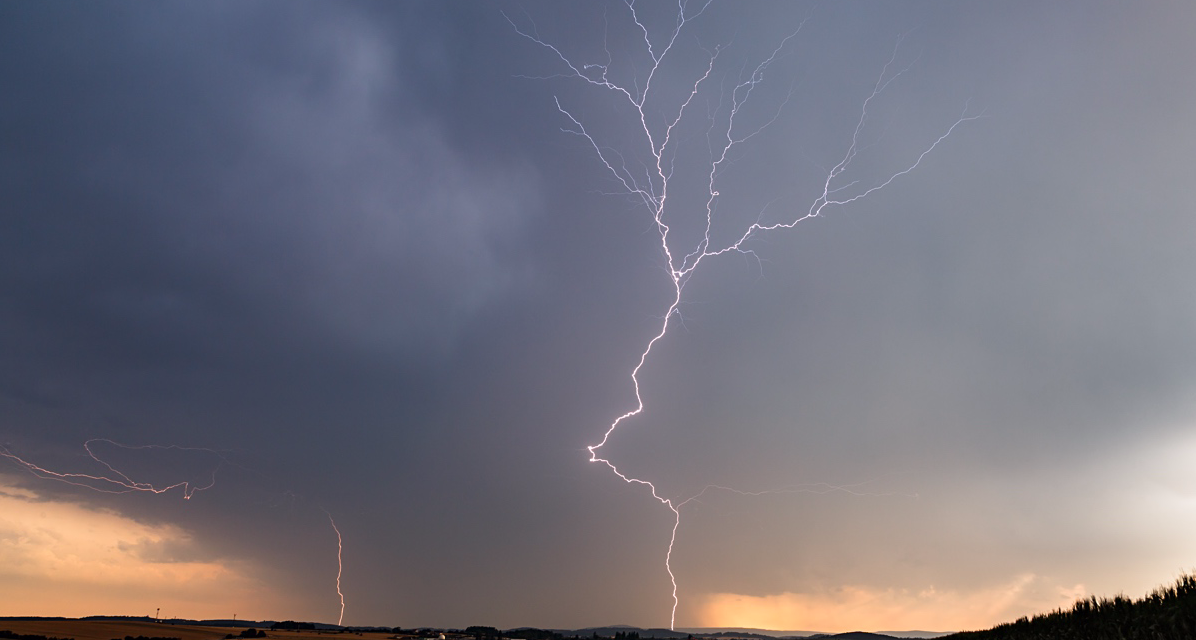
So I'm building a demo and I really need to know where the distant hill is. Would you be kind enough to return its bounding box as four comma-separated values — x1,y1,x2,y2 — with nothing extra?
684,631,791,640
563,629,921,640
571,628,688,639
676,629,817,639
676,629,948,639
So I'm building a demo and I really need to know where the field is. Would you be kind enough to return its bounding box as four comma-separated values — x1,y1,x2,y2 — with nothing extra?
0,621,403,640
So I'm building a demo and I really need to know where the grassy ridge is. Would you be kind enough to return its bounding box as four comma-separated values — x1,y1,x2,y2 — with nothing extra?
944,574,1195,640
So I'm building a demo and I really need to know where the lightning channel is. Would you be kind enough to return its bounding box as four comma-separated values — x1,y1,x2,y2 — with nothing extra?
0,438,225,499
2,439,351,625
325,509,346,627
510,1,979,630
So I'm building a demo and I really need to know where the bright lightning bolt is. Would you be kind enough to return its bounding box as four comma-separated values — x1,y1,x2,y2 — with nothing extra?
510,1,980,630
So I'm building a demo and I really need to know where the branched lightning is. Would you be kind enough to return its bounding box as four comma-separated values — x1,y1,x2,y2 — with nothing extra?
2,439,350,625
0,438,225,499
511,0,979,630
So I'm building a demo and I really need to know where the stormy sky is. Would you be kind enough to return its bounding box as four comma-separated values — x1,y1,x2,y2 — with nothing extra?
2,1,1195,633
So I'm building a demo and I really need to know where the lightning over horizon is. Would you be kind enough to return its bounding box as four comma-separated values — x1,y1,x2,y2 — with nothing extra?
1,440,351,626
511,1,978,628
5,0,1193,630
326,510,346,627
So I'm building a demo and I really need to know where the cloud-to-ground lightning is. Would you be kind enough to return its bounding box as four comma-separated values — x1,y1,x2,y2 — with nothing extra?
2,439,351,626
325,509,346,627
511,1,979,629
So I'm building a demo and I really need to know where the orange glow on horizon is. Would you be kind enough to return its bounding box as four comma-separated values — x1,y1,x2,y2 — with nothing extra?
0,479,281,619
697,574,1087,633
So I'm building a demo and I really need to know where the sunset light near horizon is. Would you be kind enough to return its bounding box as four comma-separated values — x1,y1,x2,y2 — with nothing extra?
2,1,1195,634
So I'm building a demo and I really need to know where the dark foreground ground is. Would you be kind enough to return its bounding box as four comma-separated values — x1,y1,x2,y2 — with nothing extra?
0,623,904,640
4,577,1194,640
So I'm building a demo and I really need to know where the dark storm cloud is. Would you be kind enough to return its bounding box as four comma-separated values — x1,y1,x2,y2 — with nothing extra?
0,1,539,384
1,3,546,617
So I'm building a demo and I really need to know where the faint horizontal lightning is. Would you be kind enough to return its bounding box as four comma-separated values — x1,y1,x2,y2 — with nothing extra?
0,438,224,499
1,438,350,626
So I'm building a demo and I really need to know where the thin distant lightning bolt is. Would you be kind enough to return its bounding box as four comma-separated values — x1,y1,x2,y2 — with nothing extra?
2,439,351,625
325,509,346,627
513,2,979,630
0,438,225,499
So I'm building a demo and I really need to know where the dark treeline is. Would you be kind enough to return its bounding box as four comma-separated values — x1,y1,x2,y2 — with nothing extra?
466,627,501,640
271,623,316,631
945,574,1196,640
501,630,567,640
225,630,267,639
